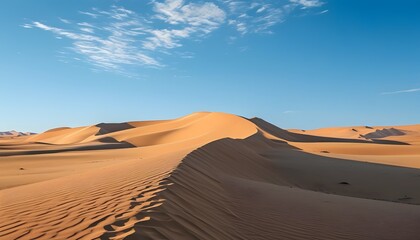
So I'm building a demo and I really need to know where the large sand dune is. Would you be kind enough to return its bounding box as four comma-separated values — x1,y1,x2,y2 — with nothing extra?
1,112,420,239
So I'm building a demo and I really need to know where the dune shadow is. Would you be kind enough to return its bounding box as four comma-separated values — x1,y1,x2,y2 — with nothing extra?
362,128,406,139
0,141,135,157
95,123,135,136
249,117,409,145
259,144,420,205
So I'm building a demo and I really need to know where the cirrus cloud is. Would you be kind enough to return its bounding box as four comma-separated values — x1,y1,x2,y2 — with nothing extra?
22,0,326,75
381,88,420,95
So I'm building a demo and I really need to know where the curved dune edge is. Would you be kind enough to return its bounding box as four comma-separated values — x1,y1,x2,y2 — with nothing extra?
0,112,259,239
1,112,420,239
0,150,180,240
121,136,420,240
0,112,258,189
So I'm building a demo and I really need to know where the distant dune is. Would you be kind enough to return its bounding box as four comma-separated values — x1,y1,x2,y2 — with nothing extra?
1,112,420,239
0,130,35,137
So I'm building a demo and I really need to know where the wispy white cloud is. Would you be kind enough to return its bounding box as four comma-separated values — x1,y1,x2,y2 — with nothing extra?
24,8,161,72
153,0,225,28
24,2,228,74
59,18,71,24
79,11,99,18
21,23,33,29
143,28,190,50
381,88,420,95
222,0,324,34
23,1,326,75
144,0,226,51
317,9,328,15
80,27,95,33
289,0,324,9
78,22,95,28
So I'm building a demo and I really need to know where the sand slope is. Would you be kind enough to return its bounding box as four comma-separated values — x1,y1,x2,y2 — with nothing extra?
1,112,420,239
0,131,35,137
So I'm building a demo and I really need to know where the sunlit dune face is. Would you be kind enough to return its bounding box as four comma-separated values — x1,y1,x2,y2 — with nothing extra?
1,113,420,240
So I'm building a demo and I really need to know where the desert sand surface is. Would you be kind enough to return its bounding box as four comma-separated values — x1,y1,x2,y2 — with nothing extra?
1,112,420,239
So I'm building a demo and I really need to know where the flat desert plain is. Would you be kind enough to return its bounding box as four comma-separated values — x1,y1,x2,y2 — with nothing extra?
1,112,420,240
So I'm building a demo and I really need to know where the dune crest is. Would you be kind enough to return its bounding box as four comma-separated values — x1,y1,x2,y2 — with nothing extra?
1,112,420,239
362,127,406,139
0,130,35,137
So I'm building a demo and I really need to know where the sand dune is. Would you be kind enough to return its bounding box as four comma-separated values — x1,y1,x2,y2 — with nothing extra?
0,131,35,137
1,112,420,239
290,124,420,142
362,127,406,139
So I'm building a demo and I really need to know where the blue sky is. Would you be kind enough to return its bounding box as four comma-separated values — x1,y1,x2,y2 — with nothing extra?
1,0,419,132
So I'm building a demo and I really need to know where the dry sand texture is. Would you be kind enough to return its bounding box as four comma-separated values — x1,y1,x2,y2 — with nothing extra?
1,112,420,239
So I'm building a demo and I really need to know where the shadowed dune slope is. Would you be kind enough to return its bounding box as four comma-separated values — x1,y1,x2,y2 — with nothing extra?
251,117,409,145
0,131,35,137
290,124,420,143
95,123,135,136
362,127,406,139
1,112,420,240
128,136,420,240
